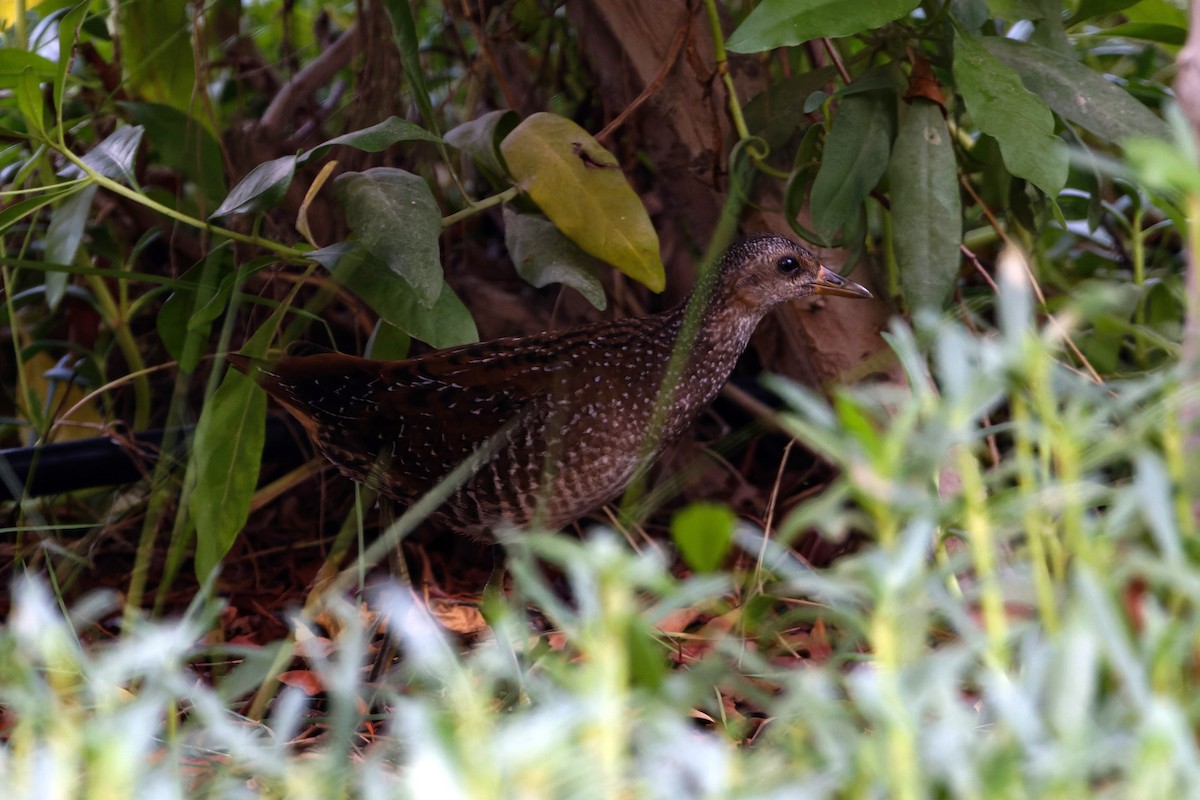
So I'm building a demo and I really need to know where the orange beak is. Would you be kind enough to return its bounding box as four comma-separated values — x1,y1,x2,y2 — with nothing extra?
811,265,873,299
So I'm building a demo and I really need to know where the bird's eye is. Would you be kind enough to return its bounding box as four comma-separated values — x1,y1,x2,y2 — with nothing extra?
777,256,800,274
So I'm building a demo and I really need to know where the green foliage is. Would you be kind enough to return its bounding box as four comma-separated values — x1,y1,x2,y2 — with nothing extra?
728,0,1174,315
887,99,961,310
671,501,737,572
0,1,1193,794
727,0,922,51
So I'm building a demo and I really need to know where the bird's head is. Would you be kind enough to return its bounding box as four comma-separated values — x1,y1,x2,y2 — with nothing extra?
715,233,872,312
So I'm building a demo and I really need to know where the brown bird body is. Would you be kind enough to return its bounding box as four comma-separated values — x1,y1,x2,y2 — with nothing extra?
229,234,871,537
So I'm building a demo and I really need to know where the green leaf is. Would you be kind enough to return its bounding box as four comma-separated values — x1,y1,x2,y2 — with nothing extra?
300,116,443,164
43,184,97,311
743,66,840,152
17,66,45,137
364,320,411,360
983,38,1169,143
120,0,195,112
445,109,519,177
888,100,962,311
54,3,88,118
671,502,736,573
333,167,444,308
502,206,607,310
0,50,58,87
380,0,441,136
309,242,478,348
500,112,664,292
124,102,227,205
727,0,920,53
157,246,235,373
1095,22,1187,45
953,30,1067,196
190,367,267,582
210,155,297,219
809,91,894,245
624,617,667,690
0,185,76,235
985,0,1046,20
1125,138,1200,195
81,125,144,184
1066,0,1140,25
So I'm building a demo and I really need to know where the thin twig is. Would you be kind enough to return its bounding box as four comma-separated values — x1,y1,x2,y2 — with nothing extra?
595,9,691,145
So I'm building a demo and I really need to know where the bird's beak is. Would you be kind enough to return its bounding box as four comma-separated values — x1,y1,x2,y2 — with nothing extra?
811,265,873,299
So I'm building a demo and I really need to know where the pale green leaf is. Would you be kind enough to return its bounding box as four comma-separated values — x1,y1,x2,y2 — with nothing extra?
309,242,478,348
81,125,144,184
953,31,1067,196
983,38,1169,143
333,167,444,308
503,206,607,310
120,0,195,112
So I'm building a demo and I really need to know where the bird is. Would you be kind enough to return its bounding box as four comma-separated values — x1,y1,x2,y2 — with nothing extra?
228,233,872,538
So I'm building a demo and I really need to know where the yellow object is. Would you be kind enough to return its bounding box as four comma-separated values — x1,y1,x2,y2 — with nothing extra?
21,351,105,443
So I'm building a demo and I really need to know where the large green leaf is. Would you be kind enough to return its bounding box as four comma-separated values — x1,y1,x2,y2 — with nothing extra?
500,113,664,292
727,0,920,53
309,242,478,348
953,30,1067,197
809,91,894,245
190,368,266,582
983,38,1169,143
888,100,962,311
333,167,444,308
503,206,607,311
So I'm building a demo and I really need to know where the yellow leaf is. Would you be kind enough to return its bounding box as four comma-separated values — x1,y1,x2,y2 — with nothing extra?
500,113,665,292
22,352,104,443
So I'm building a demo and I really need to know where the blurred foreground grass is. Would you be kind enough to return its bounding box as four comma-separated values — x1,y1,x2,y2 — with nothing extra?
3,251,1199,799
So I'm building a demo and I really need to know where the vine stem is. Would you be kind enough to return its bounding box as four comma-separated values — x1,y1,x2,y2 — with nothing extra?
58,148,308,261
700,0,786,179
441,186,520,227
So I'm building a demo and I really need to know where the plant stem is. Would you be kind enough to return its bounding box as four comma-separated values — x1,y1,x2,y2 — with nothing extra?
441,186,520,228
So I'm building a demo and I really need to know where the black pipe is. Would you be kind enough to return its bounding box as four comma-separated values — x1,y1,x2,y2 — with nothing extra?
0,415,310,502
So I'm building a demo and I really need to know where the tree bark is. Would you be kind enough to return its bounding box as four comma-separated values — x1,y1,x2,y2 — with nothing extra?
566,0,898,389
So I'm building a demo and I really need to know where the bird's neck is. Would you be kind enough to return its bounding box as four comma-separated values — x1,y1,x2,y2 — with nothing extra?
644,292,766,445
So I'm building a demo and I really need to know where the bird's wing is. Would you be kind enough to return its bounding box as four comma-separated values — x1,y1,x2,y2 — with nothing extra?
238,348,561,498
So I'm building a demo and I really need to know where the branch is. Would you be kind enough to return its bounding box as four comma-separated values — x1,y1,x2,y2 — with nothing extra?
260,23,361,136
